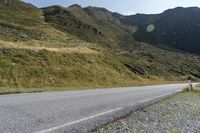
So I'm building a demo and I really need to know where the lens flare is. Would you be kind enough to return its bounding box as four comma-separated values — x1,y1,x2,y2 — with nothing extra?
146,24,155,32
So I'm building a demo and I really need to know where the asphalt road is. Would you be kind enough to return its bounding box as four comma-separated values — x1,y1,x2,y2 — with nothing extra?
0,83,195,133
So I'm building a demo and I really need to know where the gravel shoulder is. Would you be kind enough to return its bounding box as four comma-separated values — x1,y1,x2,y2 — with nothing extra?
91,90,200,133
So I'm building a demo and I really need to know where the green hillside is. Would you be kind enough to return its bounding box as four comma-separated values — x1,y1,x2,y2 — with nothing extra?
0,48,139,88
42,5,200,80
0,0,139,90
0,0,86,47
0,0,200,92
42,5,136,50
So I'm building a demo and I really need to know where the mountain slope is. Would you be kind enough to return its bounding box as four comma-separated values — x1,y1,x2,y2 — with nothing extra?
42,5,200,79
122,7,200,54
0,0,45,41
0,1,200,89
42,5,137,50
0,0,88,48
0,1,139,88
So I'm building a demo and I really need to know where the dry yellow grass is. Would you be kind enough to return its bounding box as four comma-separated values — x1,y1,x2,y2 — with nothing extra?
0,40,98,54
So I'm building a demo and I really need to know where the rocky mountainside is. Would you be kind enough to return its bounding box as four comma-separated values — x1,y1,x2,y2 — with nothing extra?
42,5,136,50
121,7,200,54
43,5,200,54
42,4,200,77
0,0,200,88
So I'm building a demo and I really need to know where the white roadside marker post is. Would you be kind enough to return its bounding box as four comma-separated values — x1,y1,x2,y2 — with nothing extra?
188,76,193,91
188,80,192,91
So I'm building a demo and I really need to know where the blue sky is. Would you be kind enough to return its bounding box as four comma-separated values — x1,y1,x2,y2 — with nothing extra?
23,0,200,15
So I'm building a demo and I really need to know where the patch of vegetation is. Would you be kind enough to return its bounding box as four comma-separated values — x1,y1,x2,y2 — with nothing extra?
0,0,85,47
0,48,138,88
42,6,106,46
115,41,200,81
42,5,136,49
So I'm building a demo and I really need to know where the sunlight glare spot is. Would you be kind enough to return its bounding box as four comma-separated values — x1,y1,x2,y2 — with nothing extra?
146,24,155,32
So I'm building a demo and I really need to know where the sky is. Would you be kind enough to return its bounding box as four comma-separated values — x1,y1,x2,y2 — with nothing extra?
23,0,200,15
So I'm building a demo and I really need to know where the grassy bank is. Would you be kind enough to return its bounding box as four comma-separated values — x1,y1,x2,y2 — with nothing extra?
0,48,139,88
0,80,184,95
0,46,189,94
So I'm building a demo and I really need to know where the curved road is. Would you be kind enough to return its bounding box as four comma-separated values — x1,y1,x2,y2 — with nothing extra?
0,83,195,133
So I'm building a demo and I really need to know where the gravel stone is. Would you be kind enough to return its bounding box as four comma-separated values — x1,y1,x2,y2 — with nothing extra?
91,91,200,133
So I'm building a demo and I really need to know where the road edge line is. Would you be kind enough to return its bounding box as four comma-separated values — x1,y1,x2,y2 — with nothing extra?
36,90,182,133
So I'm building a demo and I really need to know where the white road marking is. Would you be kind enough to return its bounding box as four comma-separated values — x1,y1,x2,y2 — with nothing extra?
36,107,123,133
139,90,182,104
36,89,184,133
129,90,182,106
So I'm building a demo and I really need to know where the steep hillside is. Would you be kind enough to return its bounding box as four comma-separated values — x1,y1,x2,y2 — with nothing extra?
0,0,45,41
0,0,139,88
0,1,200,90
42,5,136,50
0,0,88,48
0,48,139,87
43,5,200,80
122,7,200,54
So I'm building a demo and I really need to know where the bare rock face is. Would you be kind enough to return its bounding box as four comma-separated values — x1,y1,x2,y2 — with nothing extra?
0,24,31,40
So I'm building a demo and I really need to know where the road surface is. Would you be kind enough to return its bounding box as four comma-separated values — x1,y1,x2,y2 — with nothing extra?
0,83,195,133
